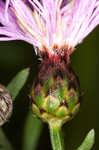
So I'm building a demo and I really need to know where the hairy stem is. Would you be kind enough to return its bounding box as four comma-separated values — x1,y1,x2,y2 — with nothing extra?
49,121,64,150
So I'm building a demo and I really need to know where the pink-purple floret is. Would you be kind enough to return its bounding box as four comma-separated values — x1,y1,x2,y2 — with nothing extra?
0,0,99,50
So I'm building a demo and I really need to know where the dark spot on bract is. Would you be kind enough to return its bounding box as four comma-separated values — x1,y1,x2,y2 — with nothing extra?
54,69,63,79
40,109,46,114
60,99,68,107
68,82,77,90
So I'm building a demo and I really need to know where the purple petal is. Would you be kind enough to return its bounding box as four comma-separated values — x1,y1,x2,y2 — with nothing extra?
0,0,99,53
65,0,99,47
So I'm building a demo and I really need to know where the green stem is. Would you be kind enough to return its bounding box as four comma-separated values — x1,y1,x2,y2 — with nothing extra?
49,121,64,150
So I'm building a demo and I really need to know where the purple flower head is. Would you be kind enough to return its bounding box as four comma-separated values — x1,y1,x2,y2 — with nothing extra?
0,0,99,55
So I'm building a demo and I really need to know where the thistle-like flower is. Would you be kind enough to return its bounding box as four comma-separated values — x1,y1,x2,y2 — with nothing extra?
0,0,99,125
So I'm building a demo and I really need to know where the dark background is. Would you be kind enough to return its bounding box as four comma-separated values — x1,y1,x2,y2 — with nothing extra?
0,27,99,150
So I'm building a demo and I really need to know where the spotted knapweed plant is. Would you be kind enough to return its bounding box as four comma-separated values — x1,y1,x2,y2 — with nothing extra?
0,0,99,150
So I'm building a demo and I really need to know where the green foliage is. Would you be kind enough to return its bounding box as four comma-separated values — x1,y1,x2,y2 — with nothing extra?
22,111,43,150
7,68,30,100
0,129,13,150
76,129,95,150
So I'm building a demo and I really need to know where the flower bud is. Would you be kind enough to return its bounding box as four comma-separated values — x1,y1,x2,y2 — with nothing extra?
30,50,80,125
0,84,13,126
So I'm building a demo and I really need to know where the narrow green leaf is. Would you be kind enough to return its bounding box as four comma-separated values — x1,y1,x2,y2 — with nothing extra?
76,129,95,150
7,68,29,100
0,128,13,150
22,111,43,150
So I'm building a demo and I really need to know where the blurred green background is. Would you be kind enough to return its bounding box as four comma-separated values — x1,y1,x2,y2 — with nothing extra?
0,26,99,150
